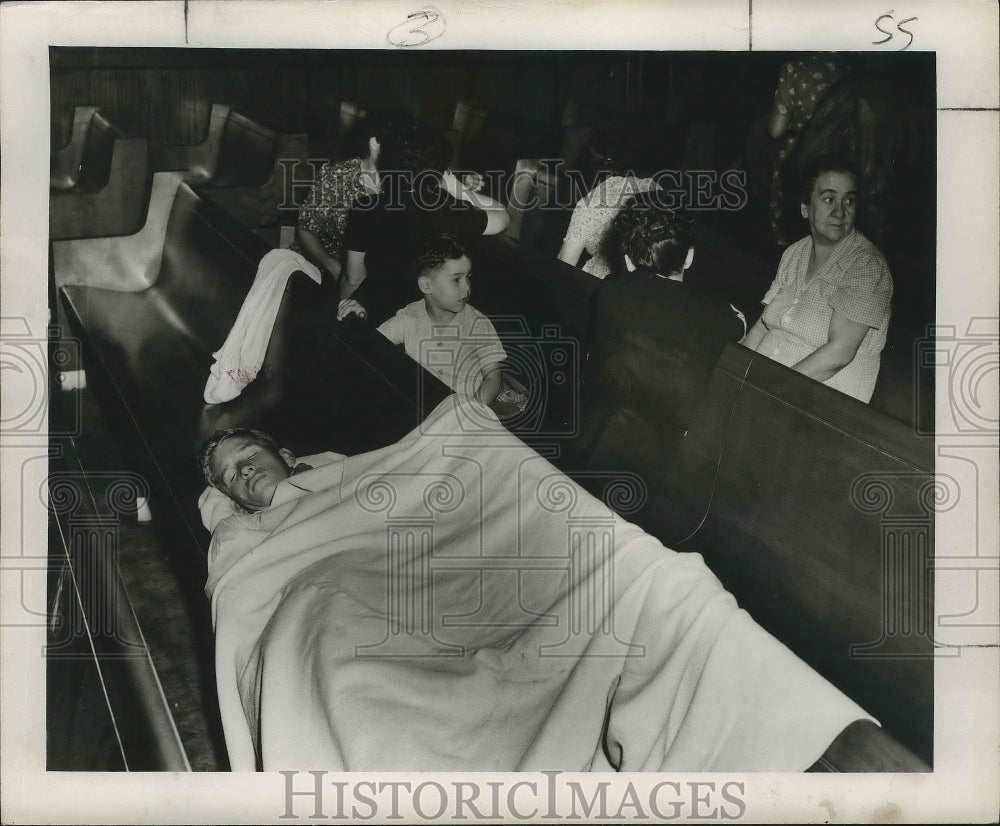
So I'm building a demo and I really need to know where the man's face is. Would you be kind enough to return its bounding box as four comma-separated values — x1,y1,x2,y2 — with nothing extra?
802,171,857,246
211,435,294,512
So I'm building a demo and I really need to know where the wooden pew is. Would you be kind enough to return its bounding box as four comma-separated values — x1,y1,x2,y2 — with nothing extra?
503,159,573,255
653,343,935,764
51,105,98,191
149,103,277,187
55,172,452,769
49,133,149,240
197,132,312,249
452,100,560,196
469,235,932,769
56,173,451,569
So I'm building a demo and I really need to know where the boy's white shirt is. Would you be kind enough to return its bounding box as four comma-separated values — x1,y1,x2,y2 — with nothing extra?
376,299,506,395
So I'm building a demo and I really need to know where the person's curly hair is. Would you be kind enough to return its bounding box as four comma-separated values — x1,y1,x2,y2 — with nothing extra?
197,427,280,488
412,232,470,280
379,122,451,192
608,191,696,276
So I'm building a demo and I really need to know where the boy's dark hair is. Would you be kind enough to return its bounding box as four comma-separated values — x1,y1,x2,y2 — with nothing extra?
610,191,696,276
798,153,861,203
412,232,469,280
197,427,281,488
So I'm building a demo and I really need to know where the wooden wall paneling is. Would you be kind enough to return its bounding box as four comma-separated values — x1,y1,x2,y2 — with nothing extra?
305,66,343,151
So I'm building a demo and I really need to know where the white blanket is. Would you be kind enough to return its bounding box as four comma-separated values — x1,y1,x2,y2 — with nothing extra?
204,249,321,404
205,397,872,771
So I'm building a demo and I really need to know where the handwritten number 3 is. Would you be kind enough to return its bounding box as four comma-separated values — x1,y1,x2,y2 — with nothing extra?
388,7,446,48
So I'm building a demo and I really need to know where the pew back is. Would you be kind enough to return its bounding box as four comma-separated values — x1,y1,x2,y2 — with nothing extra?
468,235,933,764
453,100,560,192
51,105,98,191
662,343,935,763
74,112,126,191
150,104,278,188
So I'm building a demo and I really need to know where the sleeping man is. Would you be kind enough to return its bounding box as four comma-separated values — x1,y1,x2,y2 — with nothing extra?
198,395,877,773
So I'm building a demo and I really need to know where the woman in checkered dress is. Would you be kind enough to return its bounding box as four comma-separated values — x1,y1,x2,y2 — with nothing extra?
741,154,893,403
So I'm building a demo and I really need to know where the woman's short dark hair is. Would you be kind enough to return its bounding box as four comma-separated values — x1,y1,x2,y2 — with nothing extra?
197,427,280,488
375,123,452,204
412,232,469,280
610,191,696,276
798,153,861,203
380,123,450,179
348,108,415,160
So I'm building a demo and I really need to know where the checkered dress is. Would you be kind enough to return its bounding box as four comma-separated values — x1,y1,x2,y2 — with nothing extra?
756,231,893,402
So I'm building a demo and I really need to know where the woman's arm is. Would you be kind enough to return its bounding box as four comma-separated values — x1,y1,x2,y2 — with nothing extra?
441,170,511,235
336,250,369,320
340,250,366,302
768,107,790,140
557,238,587,267
768,63,791,139
295,227,342,280
475,362,504,405
792,309,870,382
740,317,769,351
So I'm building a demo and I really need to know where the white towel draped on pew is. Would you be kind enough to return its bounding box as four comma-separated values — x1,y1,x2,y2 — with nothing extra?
204,248,321,404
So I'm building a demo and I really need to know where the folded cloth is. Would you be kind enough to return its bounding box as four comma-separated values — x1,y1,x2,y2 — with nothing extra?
204,249,322,404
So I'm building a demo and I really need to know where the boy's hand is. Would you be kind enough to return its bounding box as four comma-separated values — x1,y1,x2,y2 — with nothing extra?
337,299,367,321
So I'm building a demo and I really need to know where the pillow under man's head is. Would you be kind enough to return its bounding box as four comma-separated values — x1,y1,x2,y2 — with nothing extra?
197,427,296,512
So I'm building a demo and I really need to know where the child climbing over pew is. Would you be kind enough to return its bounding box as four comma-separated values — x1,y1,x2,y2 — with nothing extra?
341,232,527,417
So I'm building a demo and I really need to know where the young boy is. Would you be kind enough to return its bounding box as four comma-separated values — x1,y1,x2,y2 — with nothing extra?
198,427,318,513
374,232,513,407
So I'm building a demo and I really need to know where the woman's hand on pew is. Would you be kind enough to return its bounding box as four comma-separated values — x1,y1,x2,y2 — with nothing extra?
337,299,367,322
461,172,485,193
